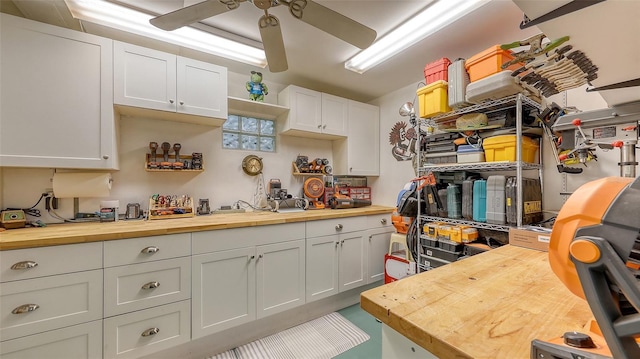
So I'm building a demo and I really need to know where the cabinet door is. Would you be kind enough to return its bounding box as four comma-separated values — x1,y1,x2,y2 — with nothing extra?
306,235,339,302
366,227,394,284
0,320,102,359
256,240,305,319
0,14,116,169
321,93,348,136
281,85,322,133
338,232,366,292
347,101,380,175
113,41,177,112
177,57,227,118
192,247,256,338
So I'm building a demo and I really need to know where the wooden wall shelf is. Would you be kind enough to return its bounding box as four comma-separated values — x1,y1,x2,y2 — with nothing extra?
145,153,204,172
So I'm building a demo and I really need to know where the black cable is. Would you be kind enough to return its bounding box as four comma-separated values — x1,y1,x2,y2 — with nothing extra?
407,218,419,263
4,192,48,217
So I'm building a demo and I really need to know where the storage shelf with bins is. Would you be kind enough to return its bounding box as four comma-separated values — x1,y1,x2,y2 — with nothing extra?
145,154,204,172
416,94,545,268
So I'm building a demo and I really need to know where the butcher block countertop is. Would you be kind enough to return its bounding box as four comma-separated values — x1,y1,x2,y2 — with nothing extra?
360,245,594,359
0,205,394,250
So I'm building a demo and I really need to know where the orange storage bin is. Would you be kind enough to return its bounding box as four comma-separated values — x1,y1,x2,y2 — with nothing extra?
482,135,538,162
417,80,451,118
465,46,522,82
424,57,451,84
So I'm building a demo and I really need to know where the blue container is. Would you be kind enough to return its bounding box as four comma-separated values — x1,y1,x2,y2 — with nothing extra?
447,183,462,219
472,179,487,222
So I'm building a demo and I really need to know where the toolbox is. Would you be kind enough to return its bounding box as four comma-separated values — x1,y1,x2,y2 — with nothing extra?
446,183,462,219
323,186,371,206
419,254,451,270
506,177,543,225
417,80,451,118
424,57,451,84
472,179,487,222
423,151,457,164
457,144,485,163
486,175,507,225
465,70,525,103
462,178,475,220
447,58,474,108
421,243,463,262
482,135,539,162
465,45,522,82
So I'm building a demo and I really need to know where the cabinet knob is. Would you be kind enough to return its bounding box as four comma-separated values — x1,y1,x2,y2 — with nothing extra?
349,167,353,172
340,240,344,246
335,241,339,247
169,99,174,104
335,224,343,231
141,281,160,290
12,304,39,314
249,255,255,260
141,246,159,254
317,124,322,129
258,254,263,259
10,261,38,270
141,327,160,337
179,101,184,105
102,155,109,160
380,218,387,224
323,125,326,129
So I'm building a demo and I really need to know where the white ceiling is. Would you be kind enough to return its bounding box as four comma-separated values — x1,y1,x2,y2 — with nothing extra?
3,0,638,105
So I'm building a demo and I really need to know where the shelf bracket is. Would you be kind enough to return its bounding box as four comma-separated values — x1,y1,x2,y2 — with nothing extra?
586,78,640,92
519,0,606,29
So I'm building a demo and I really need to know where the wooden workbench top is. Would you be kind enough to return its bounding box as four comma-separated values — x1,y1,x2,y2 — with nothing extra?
0,205,394,250
361,245,594,359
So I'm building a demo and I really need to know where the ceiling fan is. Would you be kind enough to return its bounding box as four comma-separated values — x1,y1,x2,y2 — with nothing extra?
149,0,377,73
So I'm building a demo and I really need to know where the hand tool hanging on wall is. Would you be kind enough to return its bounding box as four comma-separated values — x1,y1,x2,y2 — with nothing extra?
172,143,183,169
148,142,159,169
161,142,172,169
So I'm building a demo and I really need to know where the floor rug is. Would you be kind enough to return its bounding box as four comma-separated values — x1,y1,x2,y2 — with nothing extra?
210,312,370,359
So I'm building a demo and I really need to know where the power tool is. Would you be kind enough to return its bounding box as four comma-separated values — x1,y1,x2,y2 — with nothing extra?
531,176,640,358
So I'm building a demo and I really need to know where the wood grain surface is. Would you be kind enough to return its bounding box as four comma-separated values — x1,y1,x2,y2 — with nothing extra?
361,245,594,359
0,205,394,250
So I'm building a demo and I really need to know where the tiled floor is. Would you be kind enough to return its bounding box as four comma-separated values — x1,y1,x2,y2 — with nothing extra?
334,304,382,359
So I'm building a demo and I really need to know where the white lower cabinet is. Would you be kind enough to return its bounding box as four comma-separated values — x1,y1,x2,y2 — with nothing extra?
365,213,394,284
103,300,191,359
0,269,103,341
191,224,306,339
0,320,103,359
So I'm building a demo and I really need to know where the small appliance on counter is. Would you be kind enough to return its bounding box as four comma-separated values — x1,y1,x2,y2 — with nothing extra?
0,210,26,229
197,199,211,215
125,203,141,219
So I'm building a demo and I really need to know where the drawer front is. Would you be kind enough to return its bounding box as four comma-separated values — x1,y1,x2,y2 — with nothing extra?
366,213,393,229
0,320,102,359
104,257,191,317
306,216,368,238
1,269,103,341
193,223,305,254
103,300,190,359
1,242,102,283
104,233,190,267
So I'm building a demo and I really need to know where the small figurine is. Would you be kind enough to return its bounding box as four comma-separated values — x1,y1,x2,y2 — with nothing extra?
246,71,268,102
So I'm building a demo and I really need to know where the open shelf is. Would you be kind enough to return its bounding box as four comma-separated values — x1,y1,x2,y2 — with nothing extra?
228,96,289,120
145,153,204,172
419,217,512,232
420,161,542,172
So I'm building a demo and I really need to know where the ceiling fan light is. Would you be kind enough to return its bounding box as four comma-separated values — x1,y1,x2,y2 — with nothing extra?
345,0,489,74
65,0,268,68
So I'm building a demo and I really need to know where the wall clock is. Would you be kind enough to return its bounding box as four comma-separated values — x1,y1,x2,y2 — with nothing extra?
242,155,263,176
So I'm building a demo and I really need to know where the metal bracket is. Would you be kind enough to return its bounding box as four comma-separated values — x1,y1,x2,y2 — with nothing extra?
520,0,606,29
586,78,640,92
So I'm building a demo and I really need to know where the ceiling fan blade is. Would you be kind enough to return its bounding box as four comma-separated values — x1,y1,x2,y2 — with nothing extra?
290,0,376,49
149,0,235,31
259,14,288,72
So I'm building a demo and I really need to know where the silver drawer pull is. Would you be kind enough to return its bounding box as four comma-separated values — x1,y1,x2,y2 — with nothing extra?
10,261,38,270
141,246,159,254
12,304,39,314
141,281,160,290
335,224,343,231
141,327,160,337
380,218,387,224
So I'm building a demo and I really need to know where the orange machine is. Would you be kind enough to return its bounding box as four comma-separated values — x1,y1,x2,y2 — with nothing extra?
532,176,640,358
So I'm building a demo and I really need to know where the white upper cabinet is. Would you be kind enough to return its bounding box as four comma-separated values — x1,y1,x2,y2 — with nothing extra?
0,14,117,170
333,100,381,176
114,41,228,126
278,85,347,139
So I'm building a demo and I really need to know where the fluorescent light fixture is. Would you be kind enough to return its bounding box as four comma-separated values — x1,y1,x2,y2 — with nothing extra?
65,0,267,68
345,0,489,74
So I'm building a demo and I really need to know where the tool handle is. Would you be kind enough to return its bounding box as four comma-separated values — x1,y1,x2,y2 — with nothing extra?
500,41,521,50
557,164,583,174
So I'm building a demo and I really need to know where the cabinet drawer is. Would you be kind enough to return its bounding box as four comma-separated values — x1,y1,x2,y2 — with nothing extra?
306,216,367,238
1,242,102,283
1,269,103,341
104,257,190,317
0,320,102,359
192,223,305,254
367,213,393,229
103,300,190,359
104,233,190,267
